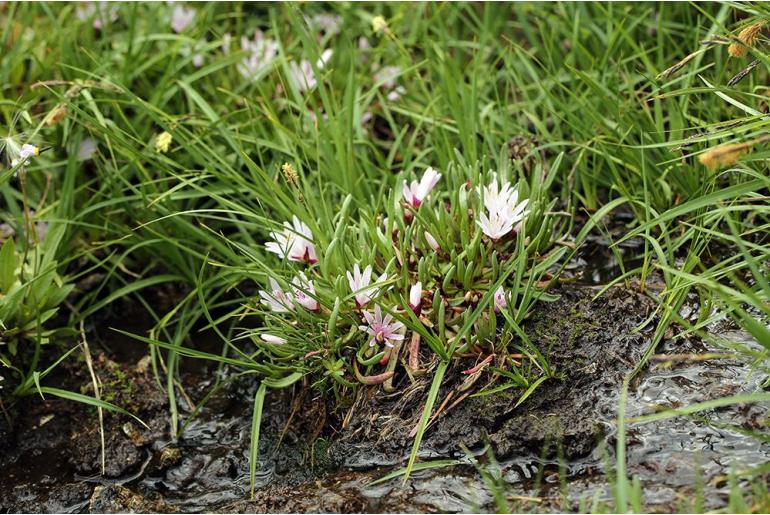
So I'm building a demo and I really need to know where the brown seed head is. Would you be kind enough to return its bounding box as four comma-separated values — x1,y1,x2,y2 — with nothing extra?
698,135,770,170
728,20,767,57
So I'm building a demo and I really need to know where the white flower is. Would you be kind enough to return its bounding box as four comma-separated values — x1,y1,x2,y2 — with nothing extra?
221,33,232,55
76,1,118,30
237,30,279,81
346,263,387,308
170,4,196,33
289,49,332,92
424,231,440,252
306,13,342,37
6,139,39,168
265,216,318,264
292,272,320,311
181,39,206,68
373,66,405,101
475,175,530,241
387,86,406,102
374,66,400,90
259,278,294,313
260,334,287,345
402,167,441,208
409,282,422,314
493,286,508,313
359,304,404,348
477,211,517,241
477,175,525,215
77,138,98,161
18,144,38,163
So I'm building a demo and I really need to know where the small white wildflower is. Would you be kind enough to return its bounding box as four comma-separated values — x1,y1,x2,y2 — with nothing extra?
221,33,232,55
402,167,441,208
181,39,206,68
386,86,406,102
409,282,422,314
306,13,342,37
493,286,508,313
292,272,320,311
346,263,387,308
265,216,318,264
476,175,530,241
77,138,98,161
170,4,196,33
76,1,118,30
237,30,279,81
258,278,294,313
260,334,287,345
6,139,40,168
374,66,400,90
424,231,441,252
289,49,332,92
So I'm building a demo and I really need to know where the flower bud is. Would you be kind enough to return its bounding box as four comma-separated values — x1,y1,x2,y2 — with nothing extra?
424,231,440,252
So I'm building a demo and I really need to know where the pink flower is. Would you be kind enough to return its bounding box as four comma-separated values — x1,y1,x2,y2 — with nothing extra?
260,334,287,345
402,167,441,208
409,282,422,314
292,272,320,311
265,216,318,264
346,264,387,307
170,5,196,33
493,286,508,313
258,278,294,313
359,305,405,348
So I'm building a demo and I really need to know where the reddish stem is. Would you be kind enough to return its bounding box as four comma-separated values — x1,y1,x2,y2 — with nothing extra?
462,354,494,375
353,361,394,385
408,332,421,370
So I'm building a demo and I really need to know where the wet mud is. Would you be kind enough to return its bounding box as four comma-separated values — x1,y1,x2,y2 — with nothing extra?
0,286,767,513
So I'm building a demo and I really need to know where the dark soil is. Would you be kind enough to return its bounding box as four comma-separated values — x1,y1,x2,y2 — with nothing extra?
0,284,766,513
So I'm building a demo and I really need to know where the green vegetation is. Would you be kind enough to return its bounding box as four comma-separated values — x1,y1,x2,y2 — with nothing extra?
0,1,768,512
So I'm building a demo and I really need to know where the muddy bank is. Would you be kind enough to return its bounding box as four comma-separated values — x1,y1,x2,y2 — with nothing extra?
0,285,767,513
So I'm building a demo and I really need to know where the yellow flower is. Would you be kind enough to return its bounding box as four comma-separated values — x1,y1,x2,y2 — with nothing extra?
155,131,172,153
372,15,388,35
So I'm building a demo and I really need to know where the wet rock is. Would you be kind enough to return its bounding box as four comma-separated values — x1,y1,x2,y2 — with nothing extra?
88,485,175,513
